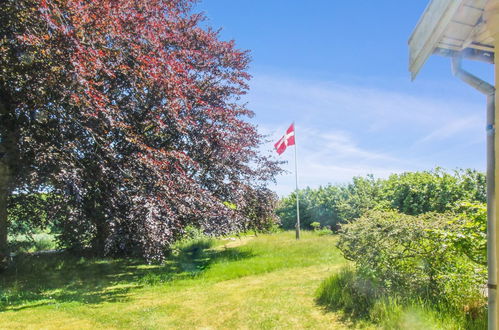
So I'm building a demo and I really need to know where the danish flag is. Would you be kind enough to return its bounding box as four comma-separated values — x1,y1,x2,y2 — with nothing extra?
274,123,295,155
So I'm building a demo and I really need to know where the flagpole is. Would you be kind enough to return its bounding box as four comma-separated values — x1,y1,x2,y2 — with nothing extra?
294,122,300,240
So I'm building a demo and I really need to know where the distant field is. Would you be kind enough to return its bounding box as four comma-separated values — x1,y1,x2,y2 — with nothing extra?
0,232,350,329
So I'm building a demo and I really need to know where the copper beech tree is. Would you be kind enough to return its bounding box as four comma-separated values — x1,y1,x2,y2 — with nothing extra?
0,0,281,265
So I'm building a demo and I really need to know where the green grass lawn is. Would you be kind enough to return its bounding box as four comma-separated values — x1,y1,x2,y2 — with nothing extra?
0,231,351,329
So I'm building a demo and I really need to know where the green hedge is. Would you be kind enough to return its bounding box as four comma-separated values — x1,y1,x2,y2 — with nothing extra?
277,168,485,230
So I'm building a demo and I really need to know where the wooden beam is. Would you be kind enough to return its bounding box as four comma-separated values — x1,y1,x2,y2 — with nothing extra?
409,0,464,79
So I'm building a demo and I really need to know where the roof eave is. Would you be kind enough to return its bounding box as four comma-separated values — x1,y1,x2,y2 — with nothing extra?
408,0,464,80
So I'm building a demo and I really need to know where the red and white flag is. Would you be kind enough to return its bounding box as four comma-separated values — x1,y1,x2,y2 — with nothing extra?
274,123,295,155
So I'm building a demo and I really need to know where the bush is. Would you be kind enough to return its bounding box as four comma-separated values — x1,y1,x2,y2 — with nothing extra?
310,222,321,231
384,168,485,215
337,210,486,310
451,202,487,266
316,227,333,236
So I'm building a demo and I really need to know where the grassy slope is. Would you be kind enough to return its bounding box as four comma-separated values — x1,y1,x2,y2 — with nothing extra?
0,232,350,329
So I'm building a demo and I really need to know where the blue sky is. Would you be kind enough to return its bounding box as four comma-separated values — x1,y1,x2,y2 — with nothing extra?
195,1,495,196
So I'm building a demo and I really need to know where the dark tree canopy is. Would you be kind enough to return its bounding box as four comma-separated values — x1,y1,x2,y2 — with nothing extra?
0,0,281,264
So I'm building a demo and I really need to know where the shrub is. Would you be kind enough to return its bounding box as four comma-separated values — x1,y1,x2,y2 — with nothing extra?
316,227,333,236
384,168,485,215
310,222,321,231
451,202,487,266
337,210,486,310
309,221,333,236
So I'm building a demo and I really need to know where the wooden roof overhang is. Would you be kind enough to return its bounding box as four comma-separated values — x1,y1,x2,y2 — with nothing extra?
409,0,495,79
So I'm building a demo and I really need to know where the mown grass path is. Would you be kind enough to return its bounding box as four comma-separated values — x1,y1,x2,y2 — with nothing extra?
0,232,350,329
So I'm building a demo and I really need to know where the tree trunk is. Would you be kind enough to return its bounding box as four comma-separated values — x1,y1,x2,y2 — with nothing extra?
91,195,108,257
0,93,16,271
0,160,10,271
94,220,107,257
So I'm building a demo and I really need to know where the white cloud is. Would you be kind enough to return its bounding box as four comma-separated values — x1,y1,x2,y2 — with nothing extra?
262,122,409,196
318,131,398,161
416,116,482,145
248,73,486,196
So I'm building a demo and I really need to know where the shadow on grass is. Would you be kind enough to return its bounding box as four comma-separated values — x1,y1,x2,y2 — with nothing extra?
0,239,254,312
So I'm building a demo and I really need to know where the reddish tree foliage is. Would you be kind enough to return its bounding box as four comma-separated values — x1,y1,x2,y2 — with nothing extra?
0,0,281,263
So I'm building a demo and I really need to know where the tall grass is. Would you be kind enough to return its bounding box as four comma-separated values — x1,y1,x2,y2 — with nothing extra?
316,267,487,329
